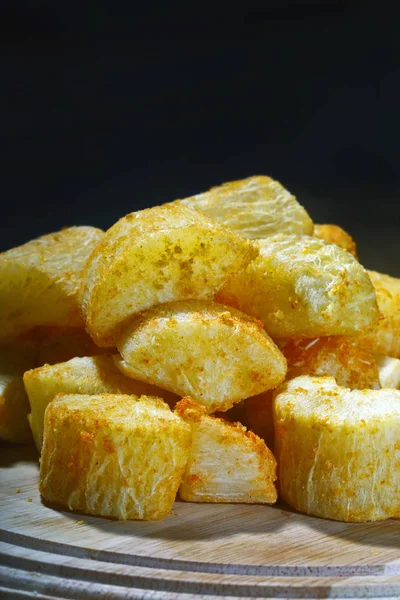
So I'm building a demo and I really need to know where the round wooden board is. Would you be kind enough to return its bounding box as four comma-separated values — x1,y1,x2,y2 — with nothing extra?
1,444,400,599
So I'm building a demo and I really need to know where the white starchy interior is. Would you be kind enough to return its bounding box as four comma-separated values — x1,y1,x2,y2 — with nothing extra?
177,399,277,503
175,175,313,239
376,355,400,389
0,226,103,343
274,375,400,522
117,300,286,413
219,234,379,338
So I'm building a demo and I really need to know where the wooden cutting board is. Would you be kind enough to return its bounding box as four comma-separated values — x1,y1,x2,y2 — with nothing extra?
1,443,400,599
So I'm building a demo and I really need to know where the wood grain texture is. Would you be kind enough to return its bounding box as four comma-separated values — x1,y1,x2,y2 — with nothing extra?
1,444,400,599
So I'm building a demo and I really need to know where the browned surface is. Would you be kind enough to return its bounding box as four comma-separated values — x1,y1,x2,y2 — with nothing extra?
314,224,358,258
281,336,380,389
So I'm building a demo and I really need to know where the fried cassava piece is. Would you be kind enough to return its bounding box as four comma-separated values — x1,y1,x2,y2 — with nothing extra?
218,234,379,339
25,355,178,451
274,376,400,522
39,394,191,520
80,204,258,347
0,226,103,344
313,224,358,258
243,336,381,450
281,336,380,390
172,175,313,239
116,300,286,414
0,342,38,443
176,397,277,504
363,271,400,358
0,326,109,444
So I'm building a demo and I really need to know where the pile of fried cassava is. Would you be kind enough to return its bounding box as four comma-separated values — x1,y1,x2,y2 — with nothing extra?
1,176,400,523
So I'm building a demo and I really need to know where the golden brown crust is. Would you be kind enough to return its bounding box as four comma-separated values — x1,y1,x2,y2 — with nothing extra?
39,393,191,520
174,396,206,422
282,336,380,390
314,224,358,258
117,300,287,414
80,204,258,347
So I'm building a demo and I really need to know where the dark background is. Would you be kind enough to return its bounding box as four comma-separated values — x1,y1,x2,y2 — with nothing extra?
1,1,399,273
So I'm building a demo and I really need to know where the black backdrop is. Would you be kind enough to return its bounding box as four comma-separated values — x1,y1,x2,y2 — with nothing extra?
2,1,399,274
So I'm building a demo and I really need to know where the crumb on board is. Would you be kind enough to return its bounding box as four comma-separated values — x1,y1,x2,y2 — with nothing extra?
76,520,85,525
16,489,21,494
27,498,32,502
